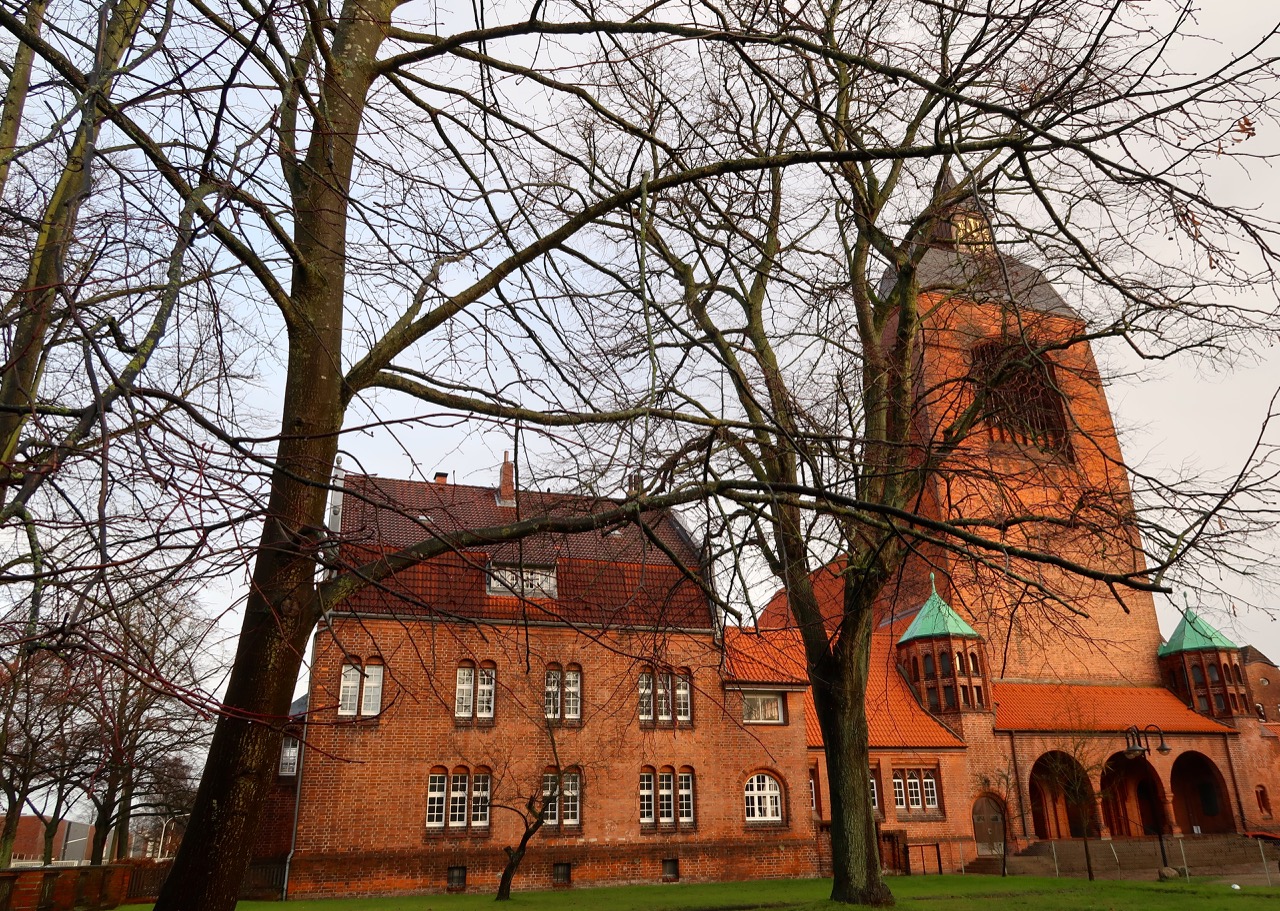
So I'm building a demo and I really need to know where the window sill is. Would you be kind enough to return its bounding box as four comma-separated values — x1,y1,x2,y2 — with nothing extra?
455,717,496,728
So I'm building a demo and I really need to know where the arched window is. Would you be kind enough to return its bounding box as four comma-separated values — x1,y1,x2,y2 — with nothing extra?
657,766,675,824
969,652,981,675
911,657,921,681
542,768,582,828
970,341,1071,455
1229,692,1239,712
940,651,953,676
1191,664,1205,686
426,766,449,829
544,664,563,719
1257,703,1267,721
1209,664,1221,684
1258,785,1273,818
744,773,783,822
923,654,936,679
639,766,656,825
1235,664,1245,684
456,661,496,722
678,767,696,824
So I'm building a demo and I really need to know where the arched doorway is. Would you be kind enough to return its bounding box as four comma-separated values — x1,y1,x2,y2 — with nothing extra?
1171,751,1234,834
1100,752,1166,837
972,795,1006,855
1029,751,1096,839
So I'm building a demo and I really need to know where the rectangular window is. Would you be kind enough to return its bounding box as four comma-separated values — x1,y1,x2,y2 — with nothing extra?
487,565,557,598
923,774,939,810
545,669,562,719
542,773,560,824
675,676,692,722
553,862,571,885
472,774,490,827
678,773,694,823
455,667,474,717
427,774,447,828
564,670,581,720
360,664,383,716
476,668,495,719
869,774,878,811
640,772,654,824
893,776,906,809
449,774,469,827
743,692,784,723
974,685,984,707
809,773,816,810
658,772,674,824
562,773,580,826
447,866,466,889
279,737,299,777
662,858,679,881
907,774,922,809
657,674,673,721
638,673,654,721
338,664,361,716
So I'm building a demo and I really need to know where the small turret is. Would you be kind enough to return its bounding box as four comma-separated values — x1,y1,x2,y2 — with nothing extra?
1158,607,1251,718
897,574,989,714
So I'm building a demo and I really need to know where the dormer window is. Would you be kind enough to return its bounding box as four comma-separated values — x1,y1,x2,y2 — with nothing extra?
487,564,557,598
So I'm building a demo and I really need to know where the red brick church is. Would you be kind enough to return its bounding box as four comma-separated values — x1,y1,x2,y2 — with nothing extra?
251,216,1280,898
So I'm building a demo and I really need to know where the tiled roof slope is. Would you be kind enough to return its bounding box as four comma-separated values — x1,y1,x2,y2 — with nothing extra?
1157,609,1238,657
993,682,1233,734
722,627,808,685
334,474,712,629
1240,645,1276,667
897,575,979,645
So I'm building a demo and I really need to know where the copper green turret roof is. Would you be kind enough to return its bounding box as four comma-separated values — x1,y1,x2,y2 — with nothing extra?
898,574,980,645
1157,608,1238,657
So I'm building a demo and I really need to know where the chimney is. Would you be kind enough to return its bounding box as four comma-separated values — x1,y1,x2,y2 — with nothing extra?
433,471,448,485
497,451,516,507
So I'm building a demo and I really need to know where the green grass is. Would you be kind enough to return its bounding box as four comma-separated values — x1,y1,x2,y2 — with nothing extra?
221,875,1280,911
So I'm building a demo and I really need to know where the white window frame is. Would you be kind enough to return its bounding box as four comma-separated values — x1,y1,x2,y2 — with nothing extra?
678,772,694,824
675,675,692,722
657,673,673,722
923,772,939,809
360,664,384,716
487,564,557,598
542,773,560,824
338,664,362,716
658,771,675,824
562,772,581,826
279,736,300,777
638,672,654,721
564,669,581,720
742,692,784,724
892,774,906,809
449,773,469,827
640,772,655,824
907,772,922,809
869,774,878,811
455,666,475,718
476,667,495,719
426,773,447,828
340,662,382,717
544,668,562,719
471,773,491,828
744,773,783,822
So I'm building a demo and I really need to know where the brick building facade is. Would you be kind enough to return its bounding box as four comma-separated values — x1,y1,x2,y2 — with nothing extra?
253,212,1280,898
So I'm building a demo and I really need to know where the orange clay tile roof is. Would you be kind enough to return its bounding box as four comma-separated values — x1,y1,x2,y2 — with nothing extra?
992,682,1235,734
1262,722,1280,739
334,474,713,629
722,627,809,685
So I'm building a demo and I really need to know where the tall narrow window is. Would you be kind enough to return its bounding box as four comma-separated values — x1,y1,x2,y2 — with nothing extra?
426,773,447,828
658,771,675,824
923,772,939,809
893,774,906,809
564,668,582,721
675,674,692,722
455,666,475,718
678,771,694,824
449,773,469,827
907,773,922,809
338,663,362,716
472,773,491,827
657,673,673,722
638,672,654,721
640,771,655,824
476,667,495,719
542,773,560,824
969,652,981,675
562,773,581,826
360,664,384,716
279,737,299,777
545,667,563,719
869,774,878,811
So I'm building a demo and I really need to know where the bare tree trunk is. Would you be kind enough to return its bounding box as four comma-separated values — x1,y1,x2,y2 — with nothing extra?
496,819,543,902
0,790,23,867
111,778,132,861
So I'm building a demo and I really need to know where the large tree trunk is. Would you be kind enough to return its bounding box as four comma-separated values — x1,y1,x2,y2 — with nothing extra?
152,3,389,909
0,790,24,867
90,771,120,866
111,778,133,861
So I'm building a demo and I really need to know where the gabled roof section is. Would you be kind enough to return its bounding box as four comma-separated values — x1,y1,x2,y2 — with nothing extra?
993,682,1233,734
1157,609,1238,657
897,574,979,645
333,474,712,629
1240,645,1276,668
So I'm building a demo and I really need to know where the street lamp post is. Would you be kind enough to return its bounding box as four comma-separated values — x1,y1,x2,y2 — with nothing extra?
158,814,189,862
1122,724,1172,868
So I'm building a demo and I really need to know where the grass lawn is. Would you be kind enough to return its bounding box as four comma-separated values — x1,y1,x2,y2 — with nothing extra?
227,875,1280,911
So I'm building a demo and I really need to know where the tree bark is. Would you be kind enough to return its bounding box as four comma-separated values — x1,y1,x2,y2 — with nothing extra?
152,2,390,908
495,818,543,901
